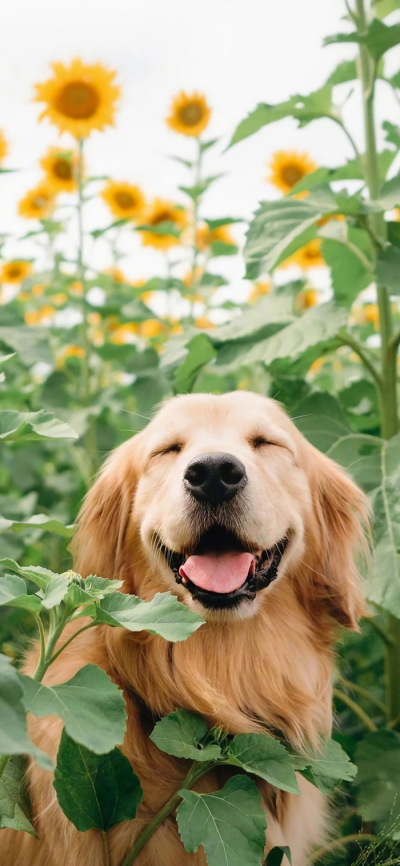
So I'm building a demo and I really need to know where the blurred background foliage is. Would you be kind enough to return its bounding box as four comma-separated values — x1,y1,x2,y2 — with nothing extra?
2,0,400,860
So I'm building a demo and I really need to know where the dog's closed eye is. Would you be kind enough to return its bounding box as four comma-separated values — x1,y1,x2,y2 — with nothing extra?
152,442,183,458
249,434,279,449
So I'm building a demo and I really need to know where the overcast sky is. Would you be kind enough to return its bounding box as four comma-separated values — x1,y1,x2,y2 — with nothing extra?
1,0,399,297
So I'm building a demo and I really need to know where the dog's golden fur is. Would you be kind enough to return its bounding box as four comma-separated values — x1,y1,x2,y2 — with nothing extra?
1,392,368,866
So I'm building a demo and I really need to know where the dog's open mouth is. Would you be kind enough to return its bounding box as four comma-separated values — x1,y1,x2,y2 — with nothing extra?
160,526,289,609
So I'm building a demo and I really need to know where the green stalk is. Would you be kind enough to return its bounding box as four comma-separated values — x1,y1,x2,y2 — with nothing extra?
101,831,111,866
0,755,10,779
189,138,203,321
120,760,214,866
355,0,400,721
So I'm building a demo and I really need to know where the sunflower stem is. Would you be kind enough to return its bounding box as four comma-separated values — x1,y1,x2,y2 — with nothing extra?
77,136,97,482
189,137,203,321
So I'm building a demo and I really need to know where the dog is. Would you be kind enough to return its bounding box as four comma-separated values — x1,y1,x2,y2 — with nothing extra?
1,391,368,866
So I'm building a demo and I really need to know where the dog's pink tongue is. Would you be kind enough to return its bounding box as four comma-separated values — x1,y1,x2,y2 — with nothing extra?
179,551,254,594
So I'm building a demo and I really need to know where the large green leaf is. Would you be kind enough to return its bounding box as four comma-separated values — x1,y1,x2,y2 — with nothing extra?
209,293,294,345
0,575,41,614
326,59,358,86
174,334,216,393
54,730,142,832
292,740,357,794
229,86,338,148
0,559,62,591
244,198,322,279
0,655,52,769
87,591,204,642
266,848,292,866
356,730,400,822
321,227,373,306
228,733,300,794
367,434,400,617
0,755,37,836
325,19,400,60
20,664,127,754
150,710,221,762
231,304,347,370
0,410,78,442
0,514,74,538
177,775,267,866
0,327,52,366
376,246,400,295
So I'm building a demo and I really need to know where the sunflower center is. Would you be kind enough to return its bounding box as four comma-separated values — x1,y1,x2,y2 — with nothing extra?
115,191,136,209
55,81,100,120
281,164,304,186
178,103,203,127
151,210,173,226
32,195,49,210
53,159,73,180
7,266,22,279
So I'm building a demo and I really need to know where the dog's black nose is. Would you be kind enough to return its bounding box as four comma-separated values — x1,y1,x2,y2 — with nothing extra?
184,452,247,504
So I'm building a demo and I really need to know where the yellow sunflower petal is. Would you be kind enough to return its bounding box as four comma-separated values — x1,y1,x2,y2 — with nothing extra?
166,91,211,138
18,183,56,220
40,146,78,193
196,223,235,251
0,129,8,164
34,58,121,138
139,198,187,250
267,150,318,194
0,261,33,284
101,181,146,220
282,239,325,270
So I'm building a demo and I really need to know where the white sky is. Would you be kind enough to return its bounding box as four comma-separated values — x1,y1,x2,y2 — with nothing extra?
1,0,400,302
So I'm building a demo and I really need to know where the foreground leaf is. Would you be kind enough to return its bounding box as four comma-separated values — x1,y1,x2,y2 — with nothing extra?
177,775,267,866
367,434,400,617
0,410,78,442
228,733,300,795
325,19,400,61
292,740,357,794
0,755,37,836
0,559,63,591
0,575,41,614
89,590,204,642
54,730,142,832
266,847,292,866
0,513,74,539
150,710,221,762
20,664,127,754
0,655,52,769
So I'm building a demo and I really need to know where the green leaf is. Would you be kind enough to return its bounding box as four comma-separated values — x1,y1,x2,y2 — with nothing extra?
228,733,300,794
91,218,130,239
0,514,74,539
292,740,357,794
0,559,59,591
200,137,219,153
89,590,204,642
136,220,181,238
204,217,243,230
0,755,37,836
326,59,358,86
321,227,373,307
367,434,400,617
376,246,400,295
0,410,78,442
54,730,142,832
383,120,400,148
210,293,294,345
373,0,400,18
174,334,216,394
229,86,338,148
0,655,52,769
20,664,127,754
40,573,71,610
0,575,41,614
356,729,400,822
0,352,16,366
150,710,221,762
375,172,400,209
0,326,52,366
387,221,400,248
266,847,292,866
177,775,267,866
209,240,238,257
325,20,400,60
233,304,347,369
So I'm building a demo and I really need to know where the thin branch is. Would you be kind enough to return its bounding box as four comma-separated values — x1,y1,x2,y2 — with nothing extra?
309,834,377,864
33,614,47,681
332,117,362,162
47,621,97,668
338,676,388,715
336,332,382,387
333,688,378,732
102,831,110,866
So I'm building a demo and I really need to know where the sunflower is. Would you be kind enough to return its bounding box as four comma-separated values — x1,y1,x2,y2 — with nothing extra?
40,146,78,192
282,239,325,270
267,151,317,194
139,199,187,250
166,91,211,138
0,261,33,284
34,59,121,138
140,320,165,338
18,183,56,220
196,224,235,251
0,129,8,164
248,280,272,304
295,288,321,311
101,181,145,221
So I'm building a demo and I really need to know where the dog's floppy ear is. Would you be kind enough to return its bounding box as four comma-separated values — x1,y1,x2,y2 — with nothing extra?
72,436,142,581
300,446,370,630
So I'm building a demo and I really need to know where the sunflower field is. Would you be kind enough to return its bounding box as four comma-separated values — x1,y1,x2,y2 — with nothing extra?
2,0,400,863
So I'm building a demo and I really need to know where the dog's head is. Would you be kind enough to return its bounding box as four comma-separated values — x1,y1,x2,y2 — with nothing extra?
73,392,368,627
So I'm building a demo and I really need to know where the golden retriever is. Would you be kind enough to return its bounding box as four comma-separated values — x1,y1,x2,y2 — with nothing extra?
1,392,368,866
